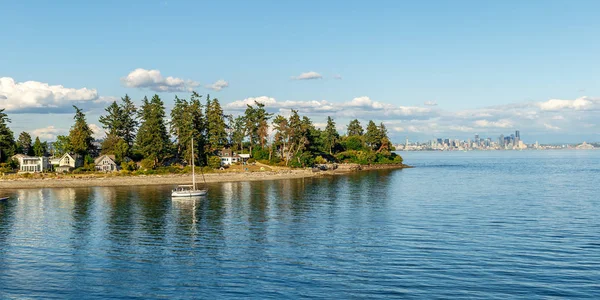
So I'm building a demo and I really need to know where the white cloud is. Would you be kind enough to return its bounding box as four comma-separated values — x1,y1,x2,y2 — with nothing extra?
473,119,513,128
544,123,561,130
0,77,99,113
89,124,105,139
424,101,438,106
292,71,323,80
537,96,598,111
206,79,229,91
121,68,199,92
333,74,342,80
31,126,67,140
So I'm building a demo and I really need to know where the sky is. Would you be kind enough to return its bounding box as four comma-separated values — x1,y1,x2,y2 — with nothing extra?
1,0,599,144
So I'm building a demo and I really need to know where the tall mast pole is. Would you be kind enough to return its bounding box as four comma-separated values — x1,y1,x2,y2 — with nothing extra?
191,137,196,190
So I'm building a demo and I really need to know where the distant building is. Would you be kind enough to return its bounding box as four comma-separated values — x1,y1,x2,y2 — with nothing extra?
12,154,51,173
218,148,250,166
95,155,119,172
576,142,594,150
54,153,84,173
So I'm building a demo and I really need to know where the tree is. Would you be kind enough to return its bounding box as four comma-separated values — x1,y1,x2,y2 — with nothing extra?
136,95,171,167
68,106,95,156
17,132,33,155
230,115,246,152
273,115,290,161
365,120,382,150
170,95,192,161
98,101,122,137
323,116,339,155
347,119,364,136
244,101,272,154
32,137,46,156
53,135,71,156
0,109,16,162
206,98,228,152
99,94,138,156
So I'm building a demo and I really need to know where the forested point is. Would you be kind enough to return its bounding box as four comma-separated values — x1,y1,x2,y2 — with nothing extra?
0,93,402,173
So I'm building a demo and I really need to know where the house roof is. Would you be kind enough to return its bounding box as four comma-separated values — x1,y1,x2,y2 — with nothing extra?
94,154,116,165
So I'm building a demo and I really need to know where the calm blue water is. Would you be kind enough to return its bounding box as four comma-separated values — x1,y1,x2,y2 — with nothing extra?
1,150,599,299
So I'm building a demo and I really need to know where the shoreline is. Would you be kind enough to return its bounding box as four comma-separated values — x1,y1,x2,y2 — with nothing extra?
0,164,411,190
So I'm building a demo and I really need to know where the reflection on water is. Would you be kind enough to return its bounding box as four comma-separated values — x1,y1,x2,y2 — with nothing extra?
1,151,599,299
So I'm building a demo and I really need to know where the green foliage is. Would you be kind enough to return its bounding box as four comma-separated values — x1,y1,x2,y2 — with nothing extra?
99,95,138,155
140,158,155,170
68,106,95,156
251,147,270,160
206,98,228,152
170,92,207,166
0,109,16,162
32,137,46,156
53,135,71,156
314,155,327,164
347,119,364,136
323,116,340,155
17,132,33,155
207,155,222,169
244,101,272,152
121,161,137,171
136,95,171,168
342,135,365,151
289,151,315,168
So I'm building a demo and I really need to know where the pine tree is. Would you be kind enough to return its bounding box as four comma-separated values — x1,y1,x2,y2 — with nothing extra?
68,106,94,156
323,116,339,155
0,109,16,162
17,132,33,155
231,115,246,152
98,101,122,136
53,135,71,156
365,120,382,150
32,137,46,156
136,95,171,167
273,115,290,161
347,119,364,136
206,98,228,152
120,94,138,150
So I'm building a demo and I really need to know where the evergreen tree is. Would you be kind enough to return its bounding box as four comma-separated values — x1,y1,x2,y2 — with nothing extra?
17,131,33,155
98,101,122,136
323,116,339,155
189,92,207,166
120,94,138,151
32,137,46,156
365,120,382,150
136,95,171,167
273,115,290,161
231,115,246,152
68,106,94,156
206,98,228,152
0,109,16,162
347,119,364,136
170,95,192,161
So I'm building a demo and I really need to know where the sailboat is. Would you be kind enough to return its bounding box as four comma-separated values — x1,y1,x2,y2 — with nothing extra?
172,137,208,197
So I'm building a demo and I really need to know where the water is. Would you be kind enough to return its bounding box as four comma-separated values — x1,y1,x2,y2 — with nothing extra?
1,150,599,299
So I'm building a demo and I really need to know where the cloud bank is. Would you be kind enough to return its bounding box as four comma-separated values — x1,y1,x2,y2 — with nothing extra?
206,79,229,91
121,68,199,92
0,77,104,113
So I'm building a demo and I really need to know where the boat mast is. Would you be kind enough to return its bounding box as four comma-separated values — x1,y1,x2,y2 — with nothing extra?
191,137,196,190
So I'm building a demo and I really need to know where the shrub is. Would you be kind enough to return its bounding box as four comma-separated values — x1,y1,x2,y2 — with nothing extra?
121,161,137,171
247,158,256,164
314,155,327,164
342,135,365,151
140,158,155,170
251,147,270,160
207,156,222,169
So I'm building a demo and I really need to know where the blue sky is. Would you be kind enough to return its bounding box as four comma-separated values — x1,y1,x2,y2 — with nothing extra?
1,0,599,143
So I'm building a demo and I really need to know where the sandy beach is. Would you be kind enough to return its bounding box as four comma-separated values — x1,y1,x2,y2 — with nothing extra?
0,164,409,189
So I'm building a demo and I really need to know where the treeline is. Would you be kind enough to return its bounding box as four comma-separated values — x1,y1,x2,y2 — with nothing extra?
0,92,402,170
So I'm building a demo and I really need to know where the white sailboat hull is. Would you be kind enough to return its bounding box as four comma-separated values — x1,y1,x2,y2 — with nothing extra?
171,190,208,197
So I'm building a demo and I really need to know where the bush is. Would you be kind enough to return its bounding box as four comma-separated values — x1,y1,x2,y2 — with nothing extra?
207,156,222,169
247,158,256,164
314,155,327,164
342,135,365,151
252,147,270,160
121,161,137,171
140,158,155,170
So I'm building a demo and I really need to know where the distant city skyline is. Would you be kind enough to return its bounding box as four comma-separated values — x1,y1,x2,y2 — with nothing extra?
1,1,600,144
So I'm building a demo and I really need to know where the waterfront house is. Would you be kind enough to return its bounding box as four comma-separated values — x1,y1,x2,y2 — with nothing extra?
94,155,119,172
218,148,250,166
12,154,51,173
55,153,83,173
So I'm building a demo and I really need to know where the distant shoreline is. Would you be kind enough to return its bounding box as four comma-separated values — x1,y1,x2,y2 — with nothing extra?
0,164,410,190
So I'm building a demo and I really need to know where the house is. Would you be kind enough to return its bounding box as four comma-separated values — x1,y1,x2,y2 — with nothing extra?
219,148,250,166
94,155,119,172
54,153,83,173
12,154,51,173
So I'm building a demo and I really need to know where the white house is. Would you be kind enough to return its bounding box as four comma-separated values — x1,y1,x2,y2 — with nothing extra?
54,153,83,173
94,155,119,172
12,154,51,173
219,149,250,166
